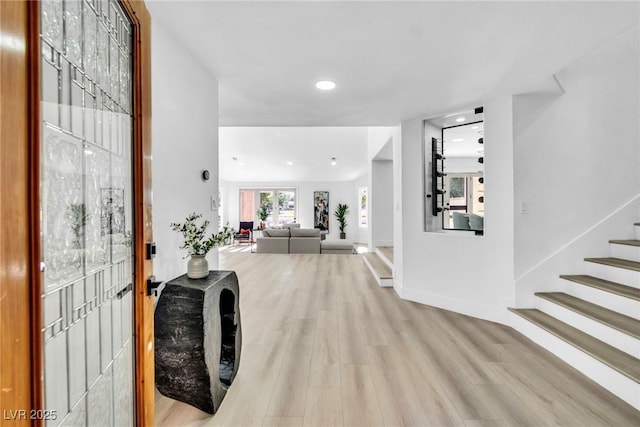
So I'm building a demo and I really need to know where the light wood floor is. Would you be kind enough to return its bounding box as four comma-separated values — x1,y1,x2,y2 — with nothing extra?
377,246,394,264
155,251,640,426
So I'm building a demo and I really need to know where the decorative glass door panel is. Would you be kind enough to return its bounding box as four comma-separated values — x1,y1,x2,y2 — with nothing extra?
40,1,134,425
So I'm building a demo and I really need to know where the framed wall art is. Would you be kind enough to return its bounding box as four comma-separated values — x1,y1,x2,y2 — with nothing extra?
313,191,329,232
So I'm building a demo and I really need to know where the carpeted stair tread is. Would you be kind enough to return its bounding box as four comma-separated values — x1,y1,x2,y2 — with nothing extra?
535,292,640,339
560,275,640,302
509,308,640,383
363,253,392,279
610,239,640,247
584,257,640,272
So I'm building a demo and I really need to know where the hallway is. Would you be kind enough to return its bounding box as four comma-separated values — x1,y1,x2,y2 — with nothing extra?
155,250,639,426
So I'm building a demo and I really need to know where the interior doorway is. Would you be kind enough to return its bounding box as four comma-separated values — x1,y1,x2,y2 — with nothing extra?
370,138,394,251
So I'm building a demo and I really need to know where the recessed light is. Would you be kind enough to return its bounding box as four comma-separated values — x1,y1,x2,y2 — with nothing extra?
330,157,337,166
238,162,245,166
471,126,479,130
286,161,293,166
452,138,464,142
456,117,465,123
316,80,336,90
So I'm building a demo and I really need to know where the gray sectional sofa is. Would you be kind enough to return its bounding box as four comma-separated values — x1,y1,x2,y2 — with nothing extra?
256,227,321,254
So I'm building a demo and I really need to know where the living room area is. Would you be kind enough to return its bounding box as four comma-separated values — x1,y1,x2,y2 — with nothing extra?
218,126,372,253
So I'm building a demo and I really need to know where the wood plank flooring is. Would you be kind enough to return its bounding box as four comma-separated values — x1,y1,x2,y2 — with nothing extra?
363,253,393,279
155,251,640,426
560,274,640,301
377,246,394,263
585,257,640,272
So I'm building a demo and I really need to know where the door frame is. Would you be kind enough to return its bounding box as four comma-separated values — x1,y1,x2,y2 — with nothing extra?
0,1,155,425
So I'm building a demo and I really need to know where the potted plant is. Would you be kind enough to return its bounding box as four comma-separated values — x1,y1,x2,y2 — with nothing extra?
170,212,232,279
257,205,268,229
334,203,349,239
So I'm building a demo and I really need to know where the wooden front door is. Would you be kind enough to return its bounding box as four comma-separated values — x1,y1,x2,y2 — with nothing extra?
0,1,154,425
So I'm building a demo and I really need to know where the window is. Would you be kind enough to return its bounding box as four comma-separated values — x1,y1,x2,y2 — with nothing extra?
239,188,297,226
358,187,368,227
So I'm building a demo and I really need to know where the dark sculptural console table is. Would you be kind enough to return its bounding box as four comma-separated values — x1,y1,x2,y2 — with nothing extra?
155,271,242,414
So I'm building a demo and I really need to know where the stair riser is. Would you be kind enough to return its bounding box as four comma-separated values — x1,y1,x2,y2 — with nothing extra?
535,298,640,358
375,248,394,271
610,244,640,262
363,258,393,288
586,263,640,288
562,281,640,320
510,312,640,411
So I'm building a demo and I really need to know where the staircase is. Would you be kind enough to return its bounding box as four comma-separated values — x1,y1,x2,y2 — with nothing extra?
363,246,393,287
510,222,640,410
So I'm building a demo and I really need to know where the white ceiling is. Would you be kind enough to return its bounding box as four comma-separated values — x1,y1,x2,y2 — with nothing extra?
147,1,638,182
147,1,638,127
219,127,369,182
442,122,484,158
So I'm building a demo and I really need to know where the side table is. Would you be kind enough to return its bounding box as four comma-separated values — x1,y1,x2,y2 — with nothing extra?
154,271,242,413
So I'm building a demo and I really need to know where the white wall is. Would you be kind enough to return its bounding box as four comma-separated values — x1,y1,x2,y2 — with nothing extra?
222,180,359,241
514,26,640,279
395,96,515,325
368,127,395,160
447,157,482,173
423,122,442,232
152,21,220,282
371,161,394,248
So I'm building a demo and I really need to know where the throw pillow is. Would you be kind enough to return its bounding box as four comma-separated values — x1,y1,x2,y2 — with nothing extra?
240,228,250,235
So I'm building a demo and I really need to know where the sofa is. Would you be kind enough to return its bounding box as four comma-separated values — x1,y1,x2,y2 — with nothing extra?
452,212,484,232
256,227,321,254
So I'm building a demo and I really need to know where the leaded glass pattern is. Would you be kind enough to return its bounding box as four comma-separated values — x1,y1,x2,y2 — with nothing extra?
40,1,134,426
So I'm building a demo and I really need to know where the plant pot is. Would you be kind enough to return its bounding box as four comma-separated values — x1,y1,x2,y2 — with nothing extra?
187,254,209,279
339,232,346,239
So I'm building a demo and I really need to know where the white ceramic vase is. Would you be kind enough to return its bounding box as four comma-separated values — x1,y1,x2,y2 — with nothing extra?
187,254,209,279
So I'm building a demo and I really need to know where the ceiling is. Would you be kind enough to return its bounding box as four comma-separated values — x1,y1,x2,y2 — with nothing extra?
147,1,637,182
147,1,638,127
427,109,485,157
219,127,369,182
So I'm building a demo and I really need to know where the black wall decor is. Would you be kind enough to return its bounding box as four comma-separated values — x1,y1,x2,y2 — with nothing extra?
431,137,446,216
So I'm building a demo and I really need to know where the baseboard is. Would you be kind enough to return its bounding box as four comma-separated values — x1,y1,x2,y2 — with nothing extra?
401,286,512,325
393,277,403,296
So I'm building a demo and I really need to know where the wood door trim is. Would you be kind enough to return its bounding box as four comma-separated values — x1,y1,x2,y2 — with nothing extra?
27,1,44,421
0,1,32,425
2,1,154,425
120,1,155,425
